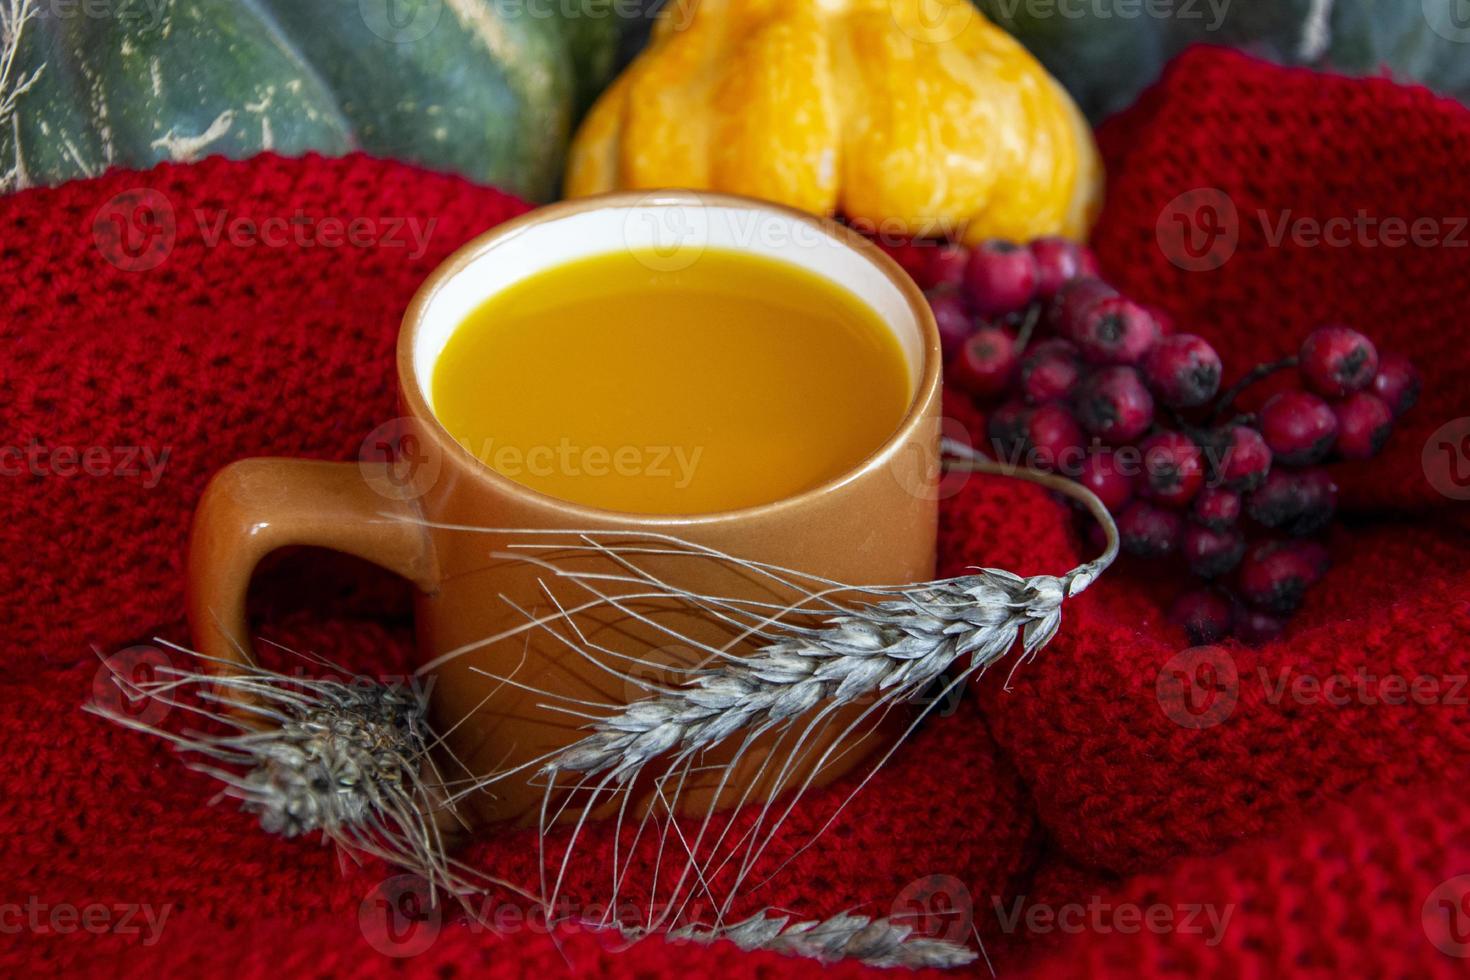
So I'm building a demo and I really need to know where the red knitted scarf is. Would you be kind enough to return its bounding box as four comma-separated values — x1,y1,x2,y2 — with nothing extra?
3,48,1469,977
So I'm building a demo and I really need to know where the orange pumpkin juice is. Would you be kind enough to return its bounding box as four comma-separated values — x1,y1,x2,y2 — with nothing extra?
431,248,911,514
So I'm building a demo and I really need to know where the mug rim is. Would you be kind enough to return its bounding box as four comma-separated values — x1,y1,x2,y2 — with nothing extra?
396,189,942,527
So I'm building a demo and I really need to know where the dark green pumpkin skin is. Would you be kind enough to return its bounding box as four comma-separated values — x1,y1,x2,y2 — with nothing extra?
972,0,1470,123
257,0,573,201
553,0,627,115
1,0,621,201
2,0,354,188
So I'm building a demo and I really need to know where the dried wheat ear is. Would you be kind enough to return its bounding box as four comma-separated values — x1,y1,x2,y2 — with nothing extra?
91,449,1114,969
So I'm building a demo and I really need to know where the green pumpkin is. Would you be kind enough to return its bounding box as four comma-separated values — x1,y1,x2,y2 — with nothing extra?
0,0,622,200
971,0,1470,123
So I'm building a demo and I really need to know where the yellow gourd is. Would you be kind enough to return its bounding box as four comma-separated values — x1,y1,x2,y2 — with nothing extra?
565,0,1103,245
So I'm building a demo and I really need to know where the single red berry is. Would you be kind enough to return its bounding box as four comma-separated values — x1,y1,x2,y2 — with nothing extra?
1332,392,1394,460
949,326,1018,399
1021,402,1084,472
1076,447,1134,512
919,242,971,291
1259,391,1338,465
1142,334,1222,408
1212,424,1273,491
1074,366,1155,444
1191,486,1242,529
1029,237,1088,299
1246,466,1338,537
1169,589,1234,644
1020,338,1083,404
1117,500,1185,558
965,240,1038,316
1138,430,1205,508
1183,524,1246,578
927,288,976,361
1299,324,1379,396
1238,539,1330,613
987,399,1030,460
1076,297,1161,365
1370,352,1421,417
1049,277,1117,339
1232,603,1288,645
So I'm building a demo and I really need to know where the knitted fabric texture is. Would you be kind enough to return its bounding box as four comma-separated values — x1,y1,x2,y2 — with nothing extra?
3,48,1469,977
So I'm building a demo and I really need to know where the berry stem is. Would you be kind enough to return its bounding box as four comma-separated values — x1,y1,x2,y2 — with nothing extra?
1161,408,1233,446
942,437,1119,588
1210,356,1299,422
1165,408,1256,446
1163,407,1196,435
1012,302,1043,357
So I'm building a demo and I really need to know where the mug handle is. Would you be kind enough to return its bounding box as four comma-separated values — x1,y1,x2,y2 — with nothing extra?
186,458,440,694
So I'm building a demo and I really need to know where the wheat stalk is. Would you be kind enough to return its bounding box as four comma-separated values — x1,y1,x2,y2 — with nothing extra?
546,569,1065,780
84,641,536,907
627,909,978,969
540,450,1115,783
416,448,1116,942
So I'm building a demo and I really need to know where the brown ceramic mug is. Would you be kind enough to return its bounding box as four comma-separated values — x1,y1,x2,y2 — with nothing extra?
187,191,942,829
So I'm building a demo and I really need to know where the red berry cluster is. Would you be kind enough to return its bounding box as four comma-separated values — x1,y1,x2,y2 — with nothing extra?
878,236,1422,646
